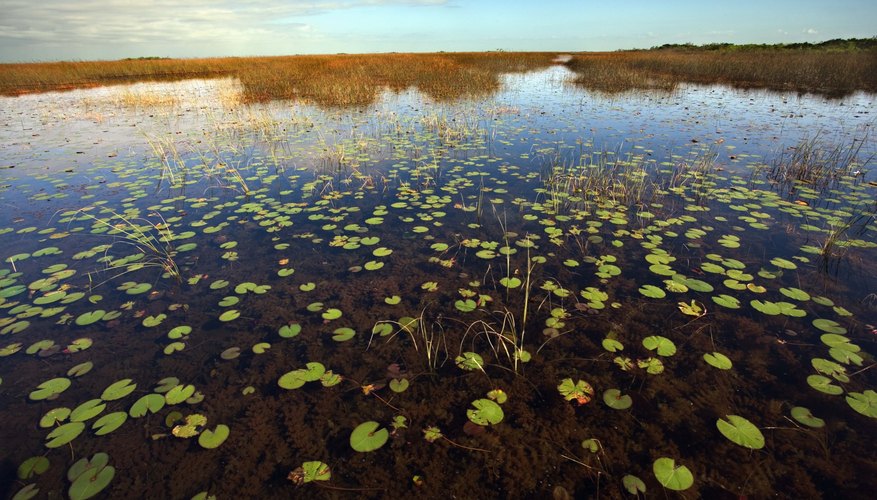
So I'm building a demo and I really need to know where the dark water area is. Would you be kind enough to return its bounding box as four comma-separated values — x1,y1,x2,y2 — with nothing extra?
1,67,876,499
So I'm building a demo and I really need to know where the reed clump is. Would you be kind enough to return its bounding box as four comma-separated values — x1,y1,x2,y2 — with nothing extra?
566,42,877,97
0,52,557,106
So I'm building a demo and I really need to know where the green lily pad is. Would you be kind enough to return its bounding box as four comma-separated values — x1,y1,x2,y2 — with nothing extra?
298,461,331,483
40,407,71,428
455,352,484,371
703,352,732,370
639,284,666,298
322,308,342,320
350,421,389,452
455,299,477,312
69,462,114,500
622,474,646,494
389,378,409,393
278,322,301,338
75,310,105,326
29,377,71,400
557,378,594,405
218,310,240,322
141,314,166,327
92,411,128,435
806,375,842,395
790,406,825,428
45,422,85,448
129,393,166,418
467,398,504,426
712,294,741,309
198,424,230,449
101,379,137,401
70,399,106,422
332,327,356,342
603,389,633,410
846,390,877,418
717,415,765,449
653,457,693,491
643,335,676,356
812,319,846,334
17,456,50,480
165,384,196,404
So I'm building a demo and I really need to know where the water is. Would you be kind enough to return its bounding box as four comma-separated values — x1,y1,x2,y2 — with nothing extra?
1,66,876,499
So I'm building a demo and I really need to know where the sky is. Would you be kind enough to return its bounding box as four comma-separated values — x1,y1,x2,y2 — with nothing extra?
0,0,874,62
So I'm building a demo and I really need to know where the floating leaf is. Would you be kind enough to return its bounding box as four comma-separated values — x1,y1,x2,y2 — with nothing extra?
467,398,504,426
717,415,765,449
165,384,196,404
218,310,240,322
129,394,165,418
603,389,632,410
68,463,114,500
638,284,666,298
17,456,50,480
92,411,128,436
703,352,732,370
45,422,85,448
643,336,676,356
557,378,594,405
653,457,693,491
101,379,137,401
29,377,71,401
790,407,825,428
350,421,389,452
806,375,842,395
622,474,646,494
278,322,301,338
455,352,484,371
846,390,877,418
198,424,230,449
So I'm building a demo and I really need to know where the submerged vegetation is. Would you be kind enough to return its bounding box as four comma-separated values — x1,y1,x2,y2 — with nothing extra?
1,47,876,498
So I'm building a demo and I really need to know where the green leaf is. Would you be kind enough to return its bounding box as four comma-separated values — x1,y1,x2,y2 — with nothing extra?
790,406,825,428
69,464,114,500
653,457,693,491
622,474,646,494
603,389,632,410
165,384,196,404
557,378,595,405
278,322,301,338
70,399,106,422
332,327,355,342
638,284,666,298
642,335,676,356
198,424,230,449
17,456,50,480
218,310,240,322
299,461,331,483
703,352,732,370
129,394,165,418
467,398,504,426
29,377,71,401
350,421,389,452
45,422,85,448
806,375,842,395
846,390,877,418
92,411,128,436
455,352,484,371
101,379,137,401
812,318,846,334
716,415,765,449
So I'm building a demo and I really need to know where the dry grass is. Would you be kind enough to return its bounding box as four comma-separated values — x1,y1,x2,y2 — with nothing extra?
0,52,558,106
566,48,877,96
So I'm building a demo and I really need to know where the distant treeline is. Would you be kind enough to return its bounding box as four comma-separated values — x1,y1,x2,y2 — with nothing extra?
648,37,877,52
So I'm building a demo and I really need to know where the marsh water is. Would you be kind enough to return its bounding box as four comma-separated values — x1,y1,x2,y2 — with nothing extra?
1,64,876,499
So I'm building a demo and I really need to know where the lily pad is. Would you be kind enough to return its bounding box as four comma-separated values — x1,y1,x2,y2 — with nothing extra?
643,336,676,356
101,379,137,401
350,421,389,452
68,461,114,500
717,415,765,449
92,411,128,435
603,389,633,410
790,406,825,428
703,352,732,370
129,393,166,418
467,398,504,426
198,424,230,449
653,457,693,491
557,378,594,405
846,390,877,418
29,377,71,401
45,422,85,448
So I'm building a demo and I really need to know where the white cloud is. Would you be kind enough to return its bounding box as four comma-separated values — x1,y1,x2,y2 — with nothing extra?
803,28,819,35
0,0,450,60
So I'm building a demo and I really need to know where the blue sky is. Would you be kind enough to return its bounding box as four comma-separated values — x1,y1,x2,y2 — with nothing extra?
0,0,873,62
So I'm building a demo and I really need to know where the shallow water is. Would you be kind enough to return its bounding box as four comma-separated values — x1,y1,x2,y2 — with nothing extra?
1,66,876,499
